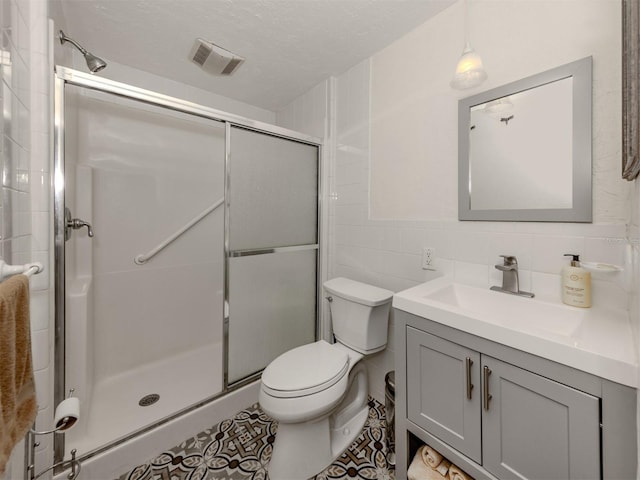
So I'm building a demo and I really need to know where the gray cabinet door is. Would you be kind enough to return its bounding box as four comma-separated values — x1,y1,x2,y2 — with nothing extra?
482,356,600,480
406,327,482,463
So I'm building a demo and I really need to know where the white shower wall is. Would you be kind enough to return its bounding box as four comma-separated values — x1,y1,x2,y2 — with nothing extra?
62,86,226,454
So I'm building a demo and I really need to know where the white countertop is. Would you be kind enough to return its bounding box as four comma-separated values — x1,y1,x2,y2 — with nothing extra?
393,277,638,388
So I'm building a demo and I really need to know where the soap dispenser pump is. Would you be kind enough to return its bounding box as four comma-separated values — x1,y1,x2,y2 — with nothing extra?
562,254,591,308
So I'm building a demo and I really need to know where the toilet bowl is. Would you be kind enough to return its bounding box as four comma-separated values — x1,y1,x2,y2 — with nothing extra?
259,278,393,480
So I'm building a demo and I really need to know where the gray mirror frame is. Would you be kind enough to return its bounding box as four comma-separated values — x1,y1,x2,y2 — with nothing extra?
458,57,592,222
622,0,640,181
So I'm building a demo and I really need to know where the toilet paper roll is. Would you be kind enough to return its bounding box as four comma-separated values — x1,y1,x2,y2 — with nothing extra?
54,397,80,431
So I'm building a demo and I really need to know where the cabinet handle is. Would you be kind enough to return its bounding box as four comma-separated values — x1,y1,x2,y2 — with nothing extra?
465,357,474,400
483,365,492,411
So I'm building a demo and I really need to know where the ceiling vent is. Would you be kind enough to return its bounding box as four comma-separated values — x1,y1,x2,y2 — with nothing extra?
189,38,245,76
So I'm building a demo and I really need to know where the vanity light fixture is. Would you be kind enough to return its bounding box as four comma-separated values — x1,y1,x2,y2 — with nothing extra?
450,0,487,90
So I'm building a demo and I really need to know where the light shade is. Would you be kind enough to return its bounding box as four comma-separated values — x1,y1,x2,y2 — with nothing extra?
450,43,487,90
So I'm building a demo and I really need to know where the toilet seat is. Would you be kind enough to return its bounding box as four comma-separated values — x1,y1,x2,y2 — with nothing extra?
261,340,349,398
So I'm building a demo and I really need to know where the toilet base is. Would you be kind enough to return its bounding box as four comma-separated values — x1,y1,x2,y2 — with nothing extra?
267,362,369,480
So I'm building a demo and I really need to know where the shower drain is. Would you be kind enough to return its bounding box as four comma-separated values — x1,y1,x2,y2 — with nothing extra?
138,393,160,407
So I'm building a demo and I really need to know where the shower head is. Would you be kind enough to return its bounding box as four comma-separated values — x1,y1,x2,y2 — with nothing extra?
59,30,107,73
83,51,107,73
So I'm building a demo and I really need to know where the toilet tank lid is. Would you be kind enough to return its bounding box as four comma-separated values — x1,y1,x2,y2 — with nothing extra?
324,277,393,306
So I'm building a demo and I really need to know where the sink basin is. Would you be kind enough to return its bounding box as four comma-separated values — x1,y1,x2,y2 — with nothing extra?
392,277,638,388
422,282,584,338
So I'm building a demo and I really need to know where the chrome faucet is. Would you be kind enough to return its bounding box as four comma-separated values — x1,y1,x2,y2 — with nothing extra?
490,255,534,298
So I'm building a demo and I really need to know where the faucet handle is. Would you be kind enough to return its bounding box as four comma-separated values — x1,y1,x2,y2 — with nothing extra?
499,255,518,265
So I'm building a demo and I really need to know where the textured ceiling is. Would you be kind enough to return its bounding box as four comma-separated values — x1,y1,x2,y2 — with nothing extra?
50,0,455,111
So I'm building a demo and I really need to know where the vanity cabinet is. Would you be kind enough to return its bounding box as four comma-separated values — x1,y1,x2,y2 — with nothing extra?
406,327,600,479
481,355,599,479
396,310,637,480
406,329,481,463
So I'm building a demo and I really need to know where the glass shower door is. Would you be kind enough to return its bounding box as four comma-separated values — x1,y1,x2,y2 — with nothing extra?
61,84,226,456
227,126,319,383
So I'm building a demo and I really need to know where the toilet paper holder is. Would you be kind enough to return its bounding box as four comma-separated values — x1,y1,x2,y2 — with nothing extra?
29,390,79,435
27,389,82,480
26,448,80,480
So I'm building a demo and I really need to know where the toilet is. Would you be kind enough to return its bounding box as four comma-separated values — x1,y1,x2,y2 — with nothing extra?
259,277,393,480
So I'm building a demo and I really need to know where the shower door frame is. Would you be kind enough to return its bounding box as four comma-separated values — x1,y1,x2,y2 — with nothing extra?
53,66,324,467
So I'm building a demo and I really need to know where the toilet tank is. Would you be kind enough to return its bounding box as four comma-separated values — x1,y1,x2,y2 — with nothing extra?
324,278,394,354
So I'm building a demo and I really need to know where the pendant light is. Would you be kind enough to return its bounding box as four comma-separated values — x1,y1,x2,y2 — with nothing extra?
450,0,487,90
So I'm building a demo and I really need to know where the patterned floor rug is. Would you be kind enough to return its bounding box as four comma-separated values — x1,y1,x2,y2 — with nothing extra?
117,398,394,480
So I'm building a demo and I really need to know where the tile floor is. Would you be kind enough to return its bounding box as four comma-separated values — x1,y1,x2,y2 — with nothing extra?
117,398,394,480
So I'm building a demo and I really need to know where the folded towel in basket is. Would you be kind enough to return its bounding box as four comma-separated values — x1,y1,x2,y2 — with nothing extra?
408,446,446,480
449,464,473,480
436,458,452,476
422,445,444,468
0,275,37,475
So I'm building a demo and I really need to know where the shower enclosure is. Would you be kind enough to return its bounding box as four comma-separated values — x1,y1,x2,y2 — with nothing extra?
53,67,321,468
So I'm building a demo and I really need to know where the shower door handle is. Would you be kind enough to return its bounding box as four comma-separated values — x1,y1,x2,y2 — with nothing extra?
65,207,94,241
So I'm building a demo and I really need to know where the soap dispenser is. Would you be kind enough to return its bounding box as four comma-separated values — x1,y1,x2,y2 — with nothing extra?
562,254,591,308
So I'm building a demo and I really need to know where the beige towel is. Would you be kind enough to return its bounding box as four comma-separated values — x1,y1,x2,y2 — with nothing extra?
449,464,474,480
436,459,452,477
408,446,447,480
0,275,37,475
421,445,444,468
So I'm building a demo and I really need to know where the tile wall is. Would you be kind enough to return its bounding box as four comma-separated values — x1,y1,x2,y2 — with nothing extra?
1,0,31,271
278,1,634,406
1,0,52,478
280,59,631,405
0,0,30,477
28,1,53,475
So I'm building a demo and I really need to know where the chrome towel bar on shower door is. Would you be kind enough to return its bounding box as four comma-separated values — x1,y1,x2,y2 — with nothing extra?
134,197,225,265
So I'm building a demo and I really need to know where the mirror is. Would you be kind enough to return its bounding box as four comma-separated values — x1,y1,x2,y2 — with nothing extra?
458,57,592,222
